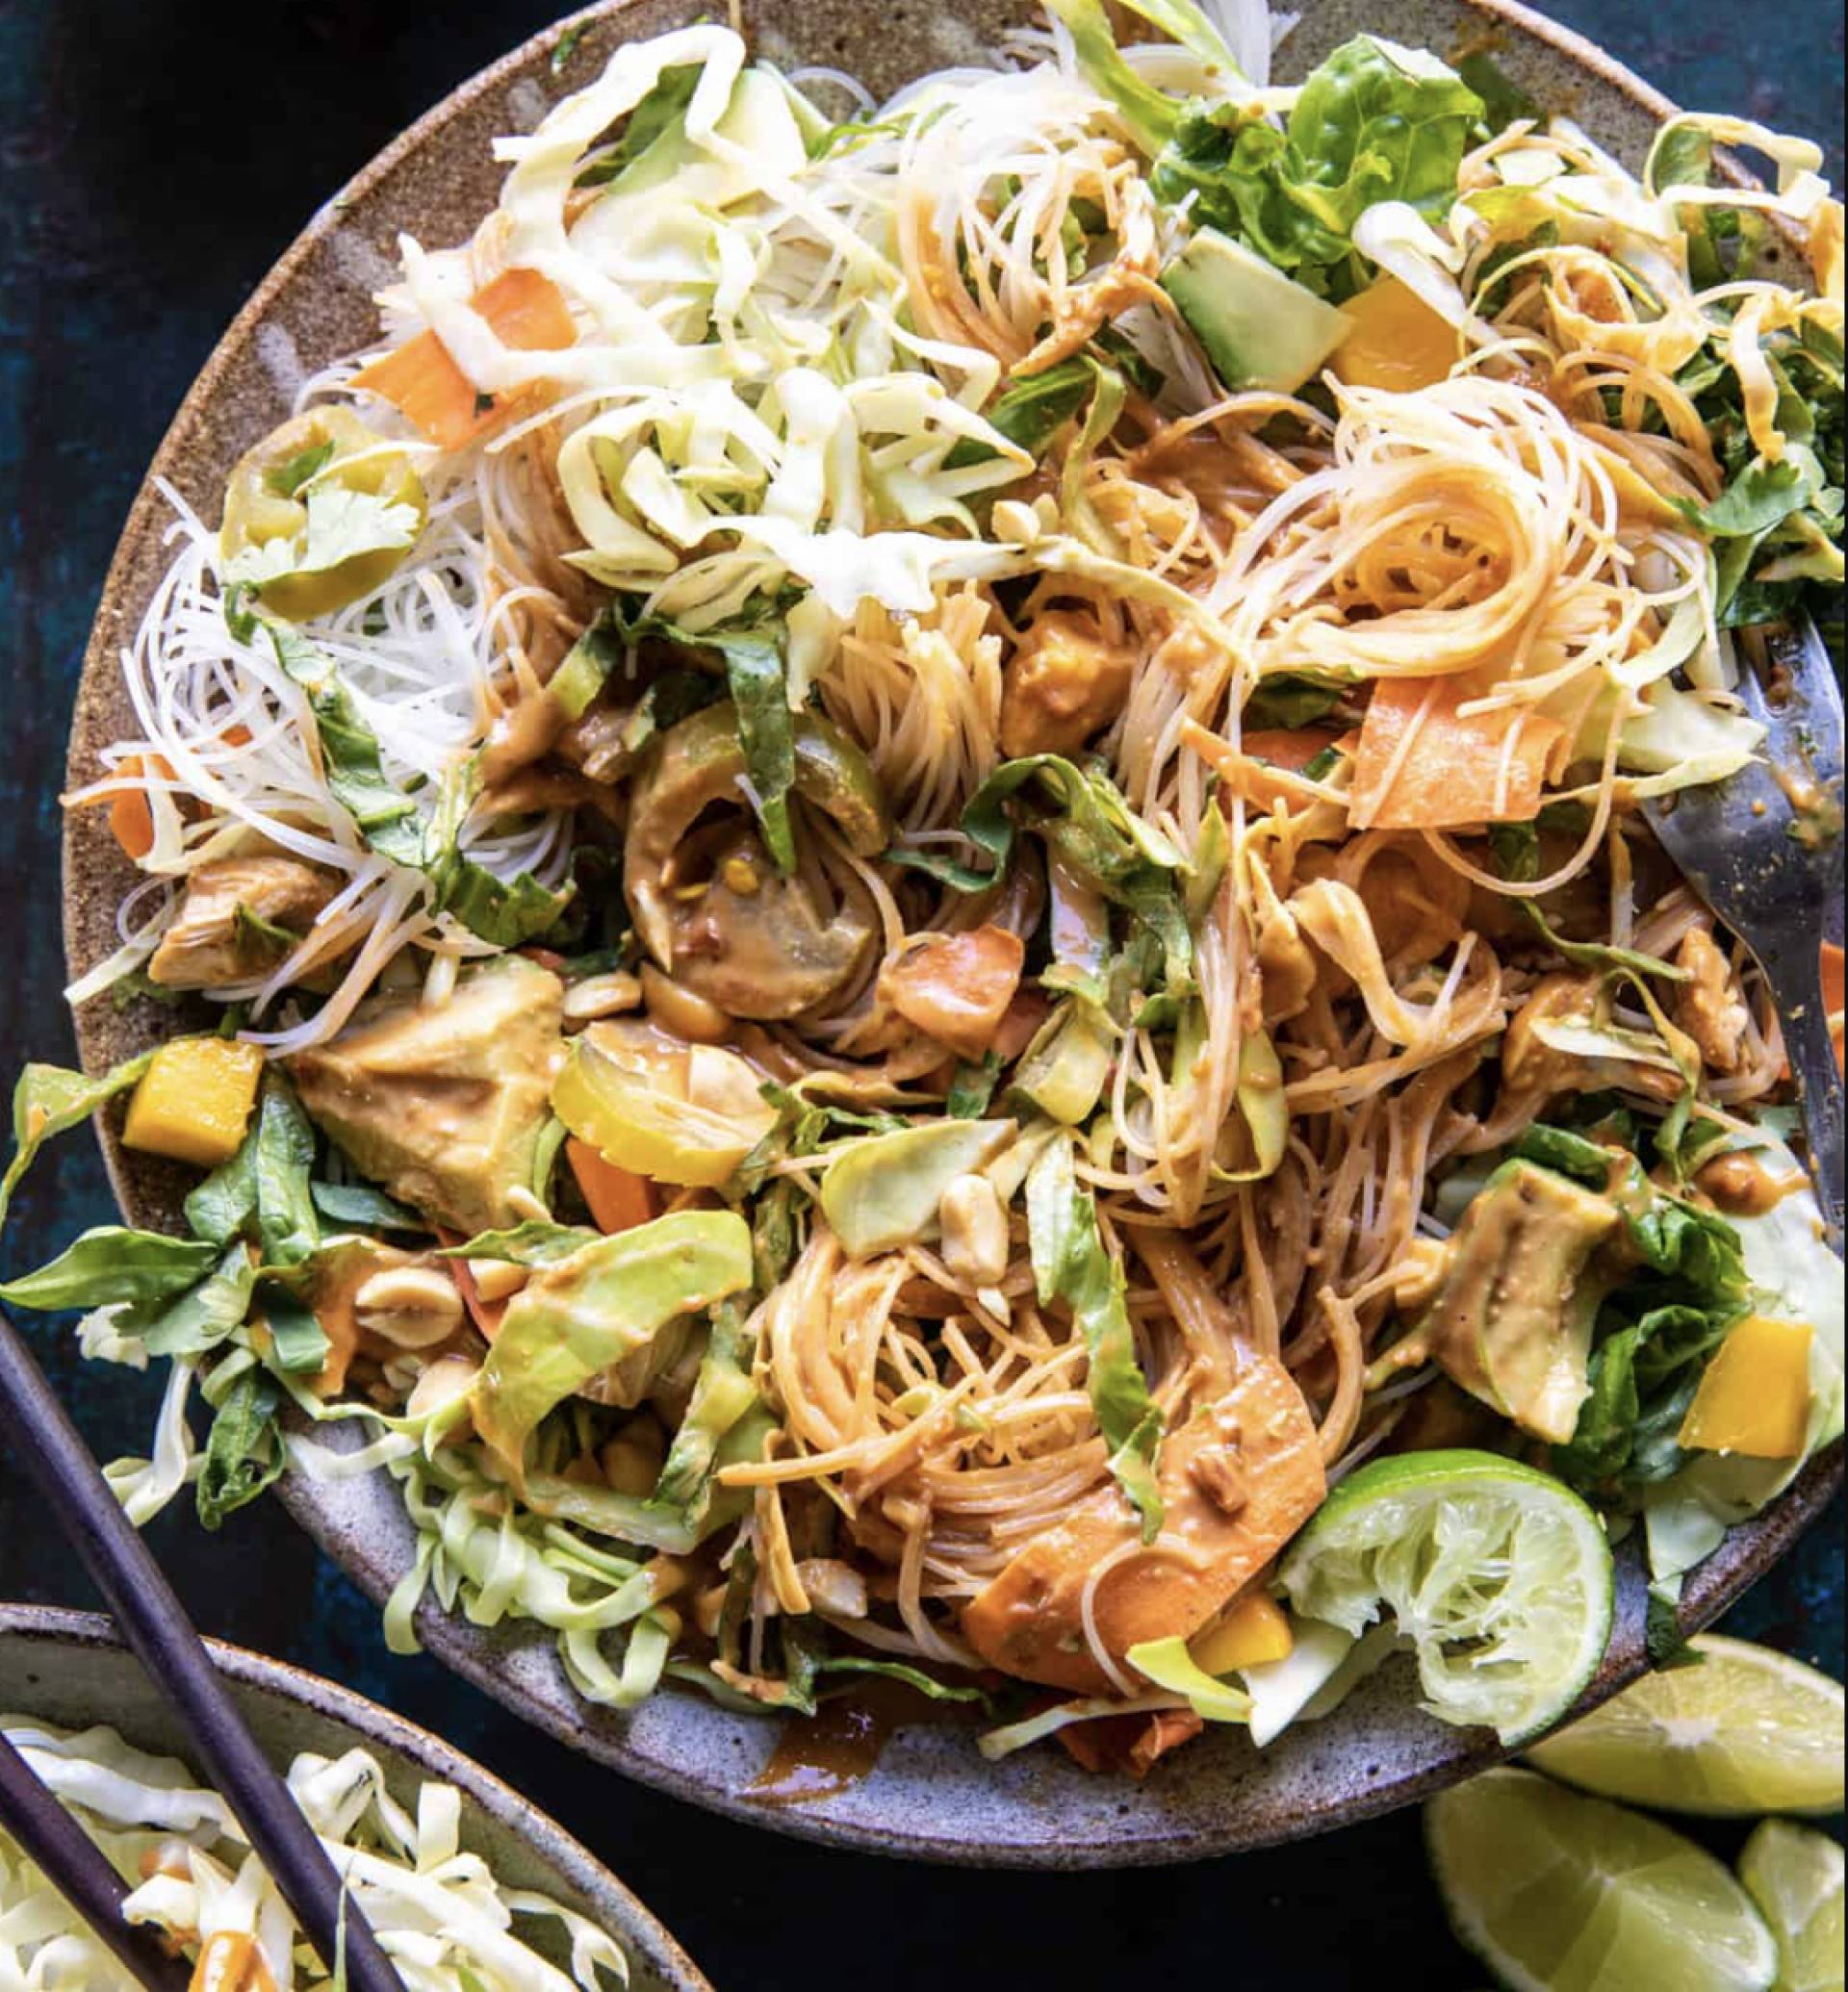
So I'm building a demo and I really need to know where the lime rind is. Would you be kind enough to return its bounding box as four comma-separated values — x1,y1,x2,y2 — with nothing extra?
1280,1449,1615,1746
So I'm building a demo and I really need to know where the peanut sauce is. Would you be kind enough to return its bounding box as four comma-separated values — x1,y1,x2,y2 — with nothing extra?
190,1931,277,1992
745,1682,919,1807
1696,1149,1807,1217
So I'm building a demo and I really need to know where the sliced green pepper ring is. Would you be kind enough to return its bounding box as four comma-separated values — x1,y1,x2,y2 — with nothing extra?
220,405,427,622
626,702,891,1022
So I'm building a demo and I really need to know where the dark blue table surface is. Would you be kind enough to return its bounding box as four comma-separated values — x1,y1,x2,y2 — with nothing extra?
1,6,1840,1987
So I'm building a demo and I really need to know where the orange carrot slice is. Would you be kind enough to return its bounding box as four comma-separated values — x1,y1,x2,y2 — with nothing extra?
350,268,577,451
567,1136,659,1235
882,926,1027,1061
1349,677,1563,830
1822,940,1844,1075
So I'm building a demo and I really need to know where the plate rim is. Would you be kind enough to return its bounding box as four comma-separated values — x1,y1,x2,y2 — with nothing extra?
56,0,1843,1869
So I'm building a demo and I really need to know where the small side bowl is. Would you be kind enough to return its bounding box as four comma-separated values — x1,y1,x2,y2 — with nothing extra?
0,1603,710,1992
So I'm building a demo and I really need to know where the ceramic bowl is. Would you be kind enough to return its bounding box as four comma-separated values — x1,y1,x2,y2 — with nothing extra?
62,0,1844,1867
0,1603,709,1989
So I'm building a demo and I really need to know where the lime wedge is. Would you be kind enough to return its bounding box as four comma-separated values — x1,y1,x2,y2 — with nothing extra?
1428,1766,1779,1992
1740,1820,1845,1992
1278,1449,1613,1744
1527,1635,1845,1816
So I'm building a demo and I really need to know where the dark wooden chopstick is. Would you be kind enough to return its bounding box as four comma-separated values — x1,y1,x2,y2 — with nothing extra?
0,1726,193,1992
0,1305,401,1992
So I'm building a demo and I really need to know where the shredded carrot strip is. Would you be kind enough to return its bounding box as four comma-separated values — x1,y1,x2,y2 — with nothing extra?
350,268,577,451
1349,677,1563,830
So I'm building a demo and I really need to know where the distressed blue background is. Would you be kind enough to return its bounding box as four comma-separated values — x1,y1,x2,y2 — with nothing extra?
0,5,1840,1986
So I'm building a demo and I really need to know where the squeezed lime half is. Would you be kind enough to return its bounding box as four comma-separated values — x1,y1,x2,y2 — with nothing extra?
1279,1448,1615,1744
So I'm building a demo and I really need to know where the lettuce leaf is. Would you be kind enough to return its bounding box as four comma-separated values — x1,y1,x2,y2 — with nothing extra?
307,1181,425,1234
1025,1136,1165,1539
470,1210,753,1484
1047,0,1189,157
1150,38,1483,291
653,1298,758,1516
196,1366,285,1529
1540,1147,1752,1500
263,621,574,943
888,753,1193,984
0,1228,219,1311
1553,1303,1731,1493
139,1245,259,1360
252,1075,320,1268
0,1053,154,1232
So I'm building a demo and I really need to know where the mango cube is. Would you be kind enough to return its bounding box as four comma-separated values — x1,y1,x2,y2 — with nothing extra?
122,1036,266,1169
1679,1315,1813,1460
1188,1589,1296,1676
1331,274,1457,394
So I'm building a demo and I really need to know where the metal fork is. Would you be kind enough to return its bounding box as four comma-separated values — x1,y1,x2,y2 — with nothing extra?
1643,617,1844,1246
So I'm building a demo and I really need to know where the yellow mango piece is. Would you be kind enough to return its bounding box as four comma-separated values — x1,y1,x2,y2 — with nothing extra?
122,1036,266,1169
1679,1315,1814,1459
1331,275,1457,394
1188,1589,1296,1676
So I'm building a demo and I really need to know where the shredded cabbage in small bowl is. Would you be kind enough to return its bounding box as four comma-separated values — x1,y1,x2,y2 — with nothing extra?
0,1717,629,1992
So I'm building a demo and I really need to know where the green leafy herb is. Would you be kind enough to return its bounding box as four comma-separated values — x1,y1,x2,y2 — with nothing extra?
439,1221,600,1266
576,64,701,186
606,607,801,871
1025,1136,1165,1539
1488,823,1689,981
721,631,799,873
1244,674,1348,729
264,624,424,859
888,753,1193,985
139,1245,258,1360
1091,323,1167,399
264,622,574,946
1142,37,1483,292
1046,0,1194,157
0,1228,219,1311
1555,1303,1732,1493
255,1281,331,1375
435,859,577,949
1454,51,1539,136
1513,1122,1615,1188
1549,1153,1751,1500
253,1077,321,1268
196,1367,285,1529
232,901,298,960
262,439,335,500
186,1135,260,1247
308,1181,425,1234
944,360,1092,470
1,1052,153,1230
813,1654,992,1708
1610,1158,1750,1298
1689,445,1826,539
551,22,585,73
1675,321,1843,626
223,486,422,595
947,1053,1003,1119
654,1300,757,1516
548,612,627,721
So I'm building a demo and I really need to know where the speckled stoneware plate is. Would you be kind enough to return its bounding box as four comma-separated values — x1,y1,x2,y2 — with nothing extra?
63,0,1843,1868
0,1604,709,1989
